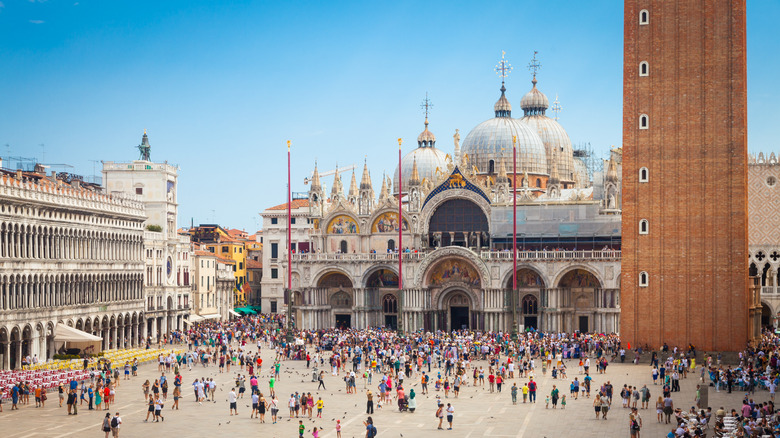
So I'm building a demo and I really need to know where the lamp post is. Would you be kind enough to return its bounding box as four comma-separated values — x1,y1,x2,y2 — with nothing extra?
511,135,519,341
286,140,294,343
397,138,404,337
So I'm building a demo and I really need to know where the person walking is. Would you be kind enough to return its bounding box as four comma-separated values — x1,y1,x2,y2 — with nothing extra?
551,385,559,409
446,403,455,430
229,387,238,416
629,407,642,438
110,412,122,437
101,413,112,438
435,401,444,430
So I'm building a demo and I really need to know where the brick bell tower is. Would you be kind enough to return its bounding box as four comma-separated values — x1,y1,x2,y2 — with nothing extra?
621,0,757,351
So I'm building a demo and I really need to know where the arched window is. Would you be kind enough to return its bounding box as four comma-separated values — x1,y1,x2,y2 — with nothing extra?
488,160,495,173
639,61,649,76
639,219,649,235
339,240,347,254
382,294,398,313
521,295,538,314
639,9,649,25
639,114,649,129
536,178,542,188
639,271,649,287
387,239,395,251
639,167,649,182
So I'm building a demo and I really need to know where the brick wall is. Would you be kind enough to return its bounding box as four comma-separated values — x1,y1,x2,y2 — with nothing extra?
621,0,751,351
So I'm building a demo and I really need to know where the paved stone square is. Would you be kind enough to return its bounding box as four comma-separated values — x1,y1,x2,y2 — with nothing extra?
0,346,759,437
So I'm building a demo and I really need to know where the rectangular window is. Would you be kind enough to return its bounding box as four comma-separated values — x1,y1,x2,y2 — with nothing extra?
136,187,143,195
270,301,277,313
222,246,228,253
239,248,243,253
271,268,278,279
239,262,243,270
271,218,278,225
271,243,278,259
291,218,296,224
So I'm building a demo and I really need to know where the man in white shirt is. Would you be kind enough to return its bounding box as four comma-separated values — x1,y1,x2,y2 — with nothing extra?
228,388,238,415
111,412,122,437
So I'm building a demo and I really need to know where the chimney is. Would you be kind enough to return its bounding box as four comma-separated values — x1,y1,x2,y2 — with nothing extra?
71,180,80,189
50,171,57,182
16,170,23,180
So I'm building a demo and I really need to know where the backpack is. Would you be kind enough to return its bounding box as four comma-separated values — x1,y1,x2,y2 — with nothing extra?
368,424,377,437
111,417,119,428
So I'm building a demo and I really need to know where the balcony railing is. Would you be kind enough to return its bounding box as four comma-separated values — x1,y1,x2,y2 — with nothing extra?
762,286,777,295
480,250,622,261
290,249,621,262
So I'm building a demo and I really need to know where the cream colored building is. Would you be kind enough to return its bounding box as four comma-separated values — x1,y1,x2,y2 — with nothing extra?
0,165,146,369
103,132,192,340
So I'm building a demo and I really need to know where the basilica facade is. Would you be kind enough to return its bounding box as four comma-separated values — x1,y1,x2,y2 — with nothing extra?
265,68,624,334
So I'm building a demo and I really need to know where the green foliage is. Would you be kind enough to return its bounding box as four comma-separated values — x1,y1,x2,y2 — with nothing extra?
146,224,163,232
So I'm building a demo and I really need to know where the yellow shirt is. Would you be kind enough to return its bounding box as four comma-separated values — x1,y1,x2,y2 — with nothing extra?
316,400,324,409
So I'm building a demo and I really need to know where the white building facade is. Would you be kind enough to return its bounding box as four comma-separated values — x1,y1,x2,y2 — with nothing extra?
0,168,146,369
103,133,192,341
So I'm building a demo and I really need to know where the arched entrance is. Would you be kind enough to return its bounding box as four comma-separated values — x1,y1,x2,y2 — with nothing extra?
506,268,545,330
447,291,471,330
761,302,773,327
319,271,354,329
558,268,602,333
0,327,9,369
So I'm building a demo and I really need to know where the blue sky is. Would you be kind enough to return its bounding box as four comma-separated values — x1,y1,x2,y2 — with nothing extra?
1,1,778,233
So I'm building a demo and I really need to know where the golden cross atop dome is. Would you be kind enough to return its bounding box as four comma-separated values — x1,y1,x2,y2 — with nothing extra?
421,92,433,121
494,50,512,82
528,50,541,79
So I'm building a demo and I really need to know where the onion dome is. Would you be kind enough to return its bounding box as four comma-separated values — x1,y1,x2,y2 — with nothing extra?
394,118,447,193
519,78,575,183
520,77,549,116
417,118,436,147
461,85,547,176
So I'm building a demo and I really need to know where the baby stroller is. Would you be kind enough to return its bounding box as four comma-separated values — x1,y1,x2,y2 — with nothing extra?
398,395,409,412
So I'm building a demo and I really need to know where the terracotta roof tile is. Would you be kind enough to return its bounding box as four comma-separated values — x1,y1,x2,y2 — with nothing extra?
246,259,263,269
266,199,310,210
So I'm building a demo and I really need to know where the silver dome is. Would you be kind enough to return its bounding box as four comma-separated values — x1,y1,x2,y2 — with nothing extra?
520,78,549,115
461,116,548,176
393,145,447,193
573,157,590,188
520,115,576,183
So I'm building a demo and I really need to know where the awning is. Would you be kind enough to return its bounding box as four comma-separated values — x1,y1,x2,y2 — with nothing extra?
202,313,222,320
228,309,240,317
54,323,102,353
189,314,205,323
235,307,257,315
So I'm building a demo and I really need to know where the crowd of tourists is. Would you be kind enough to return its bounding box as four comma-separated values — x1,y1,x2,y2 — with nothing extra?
6,312,780,437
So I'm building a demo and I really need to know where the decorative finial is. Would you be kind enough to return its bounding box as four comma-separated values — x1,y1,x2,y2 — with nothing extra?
421,92,433,125
398,138,403,149
144,128,147,135
495,50,512,86
287,140,291,150
551,94,562,121
528,50,541,84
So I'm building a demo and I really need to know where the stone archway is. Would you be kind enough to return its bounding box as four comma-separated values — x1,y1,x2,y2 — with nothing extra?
556,268,602,333
437,288,475,331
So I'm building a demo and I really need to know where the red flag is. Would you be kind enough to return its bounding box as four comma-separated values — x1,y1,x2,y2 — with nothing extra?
627,342,631,349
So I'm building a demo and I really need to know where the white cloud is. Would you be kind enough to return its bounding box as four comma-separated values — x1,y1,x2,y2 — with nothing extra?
29,19,45,24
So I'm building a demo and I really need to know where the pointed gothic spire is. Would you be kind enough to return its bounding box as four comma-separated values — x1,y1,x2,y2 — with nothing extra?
331,165,343,198
348,169,358,198
409,157,421,186
497,152,508,184
311,161,321,191
360,160,372,190
549,148,560,185
379,172,389,201
606,155,618,183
